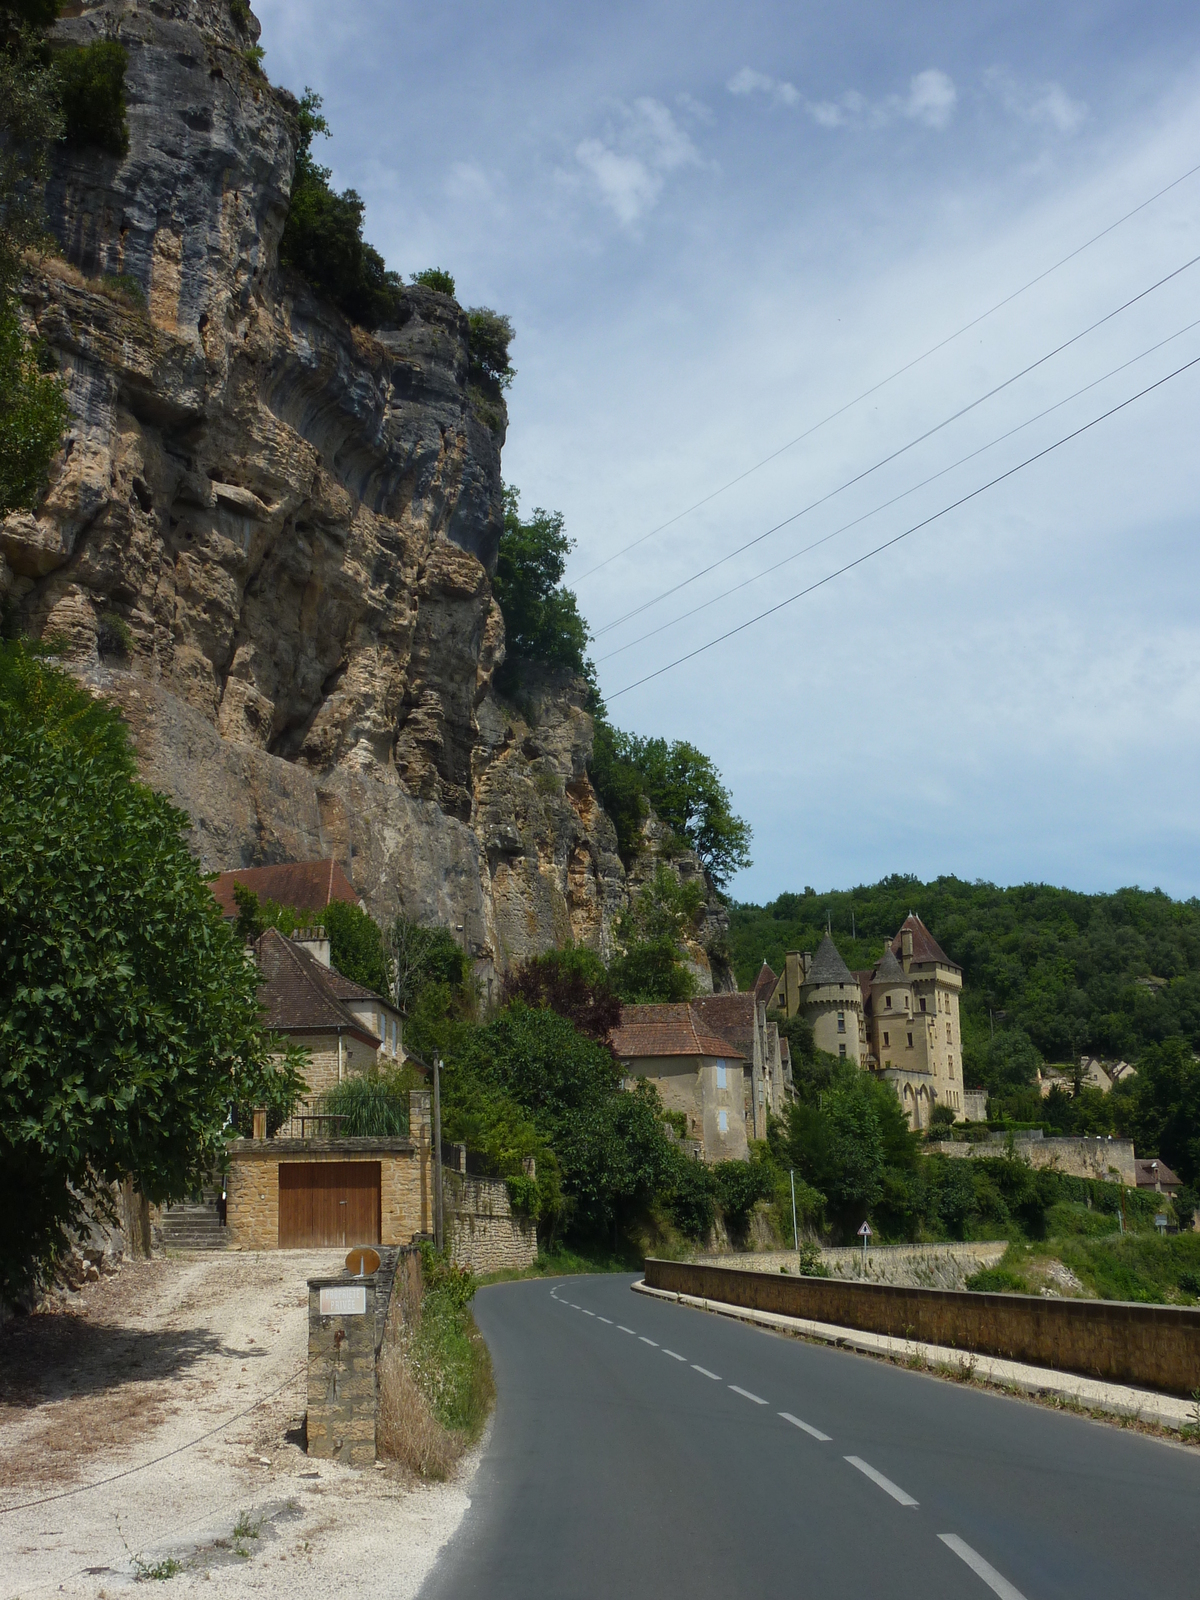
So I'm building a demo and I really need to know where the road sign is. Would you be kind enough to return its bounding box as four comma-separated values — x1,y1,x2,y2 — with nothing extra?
346,1246,381,1277
857,1222,872,1238
319,1285,367,1316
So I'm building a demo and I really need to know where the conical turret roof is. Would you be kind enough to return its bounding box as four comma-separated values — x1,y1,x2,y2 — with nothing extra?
805,932,855,988
873,946,910,987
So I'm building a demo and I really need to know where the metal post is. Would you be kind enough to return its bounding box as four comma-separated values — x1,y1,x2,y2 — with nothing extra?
789,1169,799,1252
433,1055,444,1253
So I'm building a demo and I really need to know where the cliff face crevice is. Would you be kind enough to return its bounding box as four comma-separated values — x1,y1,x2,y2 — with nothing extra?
1,0,730,986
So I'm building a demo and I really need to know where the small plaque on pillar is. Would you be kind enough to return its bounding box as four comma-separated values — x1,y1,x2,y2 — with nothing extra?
319,1285,367,1316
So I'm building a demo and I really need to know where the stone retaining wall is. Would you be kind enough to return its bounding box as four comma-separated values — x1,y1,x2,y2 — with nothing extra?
445,1172,538,1274
644,1257,1200,1395
927,1135,1136,1186
698,1241,1006,1291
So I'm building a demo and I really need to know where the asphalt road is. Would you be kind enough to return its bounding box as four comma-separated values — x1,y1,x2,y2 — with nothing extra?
419,1273,1200,1600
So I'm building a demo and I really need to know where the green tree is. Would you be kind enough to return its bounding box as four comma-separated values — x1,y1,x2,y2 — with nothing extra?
411,267,455,296
389,915,468,1058
467,306,514,393
0,642,304,1298
1111,1036,1200,1186
608,865,703,1004
588,711,649,865
55,39,128,155
617,734,751,888
492,485,591,691
322,899,390,996
500,944,620,1043
279,88,403,329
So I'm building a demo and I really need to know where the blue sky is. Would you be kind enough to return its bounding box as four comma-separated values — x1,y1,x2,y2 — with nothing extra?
255,0,1200,905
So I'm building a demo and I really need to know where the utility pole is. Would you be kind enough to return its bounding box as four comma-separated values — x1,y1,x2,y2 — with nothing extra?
789,1170,799,1252
433,1055,444,1253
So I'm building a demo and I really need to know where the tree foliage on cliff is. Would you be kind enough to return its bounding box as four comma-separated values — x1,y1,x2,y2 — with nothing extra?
55,39,128,155
279,89,404,329
0,7,69,516
607,864,704,1004
499,945,621,1043
492,484,591,692
0,643,305,1299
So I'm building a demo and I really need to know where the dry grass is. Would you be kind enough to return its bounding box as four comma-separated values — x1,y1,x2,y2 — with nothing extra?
375,1342,461,1481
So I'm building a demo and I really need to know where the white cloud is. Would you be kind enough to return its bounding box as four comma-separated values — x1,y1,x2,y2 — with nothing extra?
902,68,957,129
575,98,701,226
727,65,801,107
986,68,1087,134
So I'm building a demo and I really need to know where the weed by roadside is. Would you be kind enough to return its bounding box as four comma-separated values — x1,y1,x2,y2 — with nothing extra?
478,1240,641,1286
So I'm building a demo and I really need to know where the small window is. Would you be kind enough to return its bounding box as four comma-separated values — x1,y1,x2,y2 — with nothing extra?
907,1032,913,1048
920,997,927,1012
718,1109,728,1134
838,1043,846,1058
885,994,892,1009
716,1060,727,1089
837,1009,846,1033
949,1055,955,1078
883,1031,890,1047
946,1023,952,1043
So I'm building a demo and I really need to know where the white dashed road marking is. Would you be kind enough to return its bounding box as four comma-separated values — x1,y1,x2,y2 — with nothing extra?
937,1536,1028,1599
779,1412,831,1442
729,1386,768,1405
662,1349,686,1361
639,1337,659,1347
845,1456,919,1507
691,1365,721,1380
581,1309,596,1316
597,1316,613,1324
618,1326,636,1334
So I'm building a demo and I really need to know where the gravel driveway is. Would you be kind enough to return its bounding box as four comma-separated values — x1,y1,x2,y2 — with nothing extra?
0,1251,478,1599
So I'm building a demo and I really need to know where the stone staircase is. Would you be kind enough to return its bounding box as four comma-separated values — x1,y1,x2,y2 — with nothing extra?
161,1201,228,1251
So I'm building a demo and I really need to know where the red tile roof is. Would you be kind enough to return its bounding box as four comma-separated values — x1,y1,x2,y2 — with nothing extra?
752,962,778,1005
254,927,380,1046
211,858,361,919
610,1002,746,1062
890,913,958,971
691,992,758,1060
1135,1157,1181,1192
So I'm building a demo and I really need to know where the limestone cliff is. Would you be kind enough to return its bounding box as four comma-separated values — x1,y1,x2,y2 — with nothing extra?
0,0,728,987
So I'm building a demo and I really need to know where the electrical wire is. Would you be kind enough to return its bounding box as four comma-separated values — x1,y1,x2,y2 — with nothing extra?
575,155,1200,583
603,350,1200,702
596,315,1200,664
593,246,1200,639
0,1363,307,1517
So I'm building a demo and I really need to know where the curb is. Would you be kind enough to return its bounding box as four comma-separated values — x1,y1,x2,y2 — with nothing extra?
631,1279,1197,1433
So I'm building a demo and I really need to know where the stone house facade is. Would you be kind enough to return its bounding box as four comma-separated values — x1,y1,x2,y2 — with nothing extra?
690,991,791,1140
610,1004,750,1161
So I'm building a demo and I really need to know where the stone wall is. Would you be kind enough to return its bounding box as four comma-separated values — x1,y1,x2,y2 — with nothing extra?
698,1240,1007,1292
306,1273,378,1466
444,1172,537,1275
225,1138,428,1248
927,1134,1137,1186
644,1257,1200,1395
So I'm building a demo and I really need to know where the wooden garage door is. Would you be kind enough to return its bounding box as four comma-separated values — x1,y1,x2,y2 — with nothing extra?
278,1162,381,1248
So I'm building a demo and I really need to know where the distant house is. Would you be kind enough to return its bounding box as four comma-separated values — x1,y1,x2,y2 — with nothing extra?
610,1003,749,1162
255,926,406,1093
211,858,363,922
1038,1058,1137,1097
690,991,790,1140
1135,1157,1181,1197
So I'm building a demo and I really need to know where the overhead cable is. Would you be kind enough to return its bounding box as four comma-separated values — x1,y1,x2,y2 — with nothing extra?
597,315,1200,663
594,247,1200,638
604,351,1200,701
576,155,1200,582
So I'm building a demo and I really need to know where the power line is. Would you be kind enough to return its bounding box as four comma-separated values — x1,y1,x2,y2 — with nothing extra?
0,1364,306,1517
604,351,1200,702
593,246,1200,639
575,155,1200,583
596,315,1200,664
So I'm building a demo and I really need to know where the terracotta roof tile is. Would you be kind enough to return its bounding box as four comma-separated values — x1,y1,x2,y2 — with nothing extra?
254,927,380,1046
752,961,778,1004
691,992,758,1058
211,858,361,919
890,913,958,971
610,1002,746,1062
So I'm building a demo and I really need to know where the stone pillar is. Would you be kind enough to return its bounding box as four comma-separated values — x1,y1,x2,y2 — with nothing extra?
306,1275,378,1465
409,1089,433,1238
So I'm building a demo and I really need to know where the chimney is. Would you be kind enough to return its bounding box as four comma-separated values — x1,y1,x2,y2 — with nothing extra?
292,924,331,966
900,927,913,972
784,951,802,1016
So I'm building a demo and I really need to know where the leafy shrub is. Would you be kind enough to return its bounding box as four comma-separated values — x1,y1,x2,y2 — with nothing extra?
411,267,456,296
1044,1201,1119,1238
467,306,514,393
796,1240,829,1277
228,0,251,29
966,1266,1031,1294
241,43,265,74
96,610,132,657
99,273,146,311
279,89,404,329
664,1151,715,1240
57,41,129,156
321,898,390,996
0,300,67,516
500,945,621,1044
492,485,590,691
712,1158,771,1230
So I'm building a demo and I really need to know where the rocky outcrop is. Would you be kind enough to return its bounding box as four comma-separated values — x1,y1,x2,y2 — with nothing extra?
2,0,728,986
